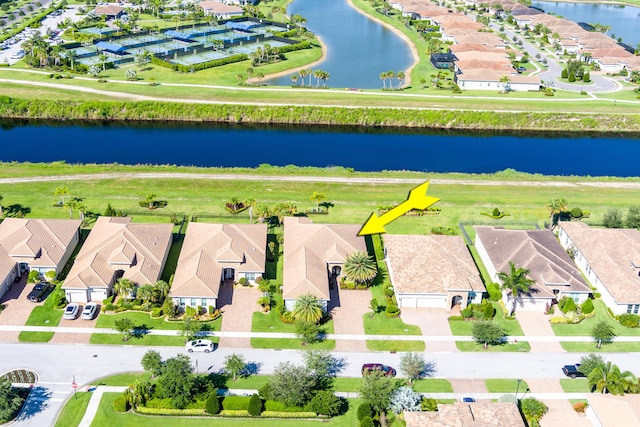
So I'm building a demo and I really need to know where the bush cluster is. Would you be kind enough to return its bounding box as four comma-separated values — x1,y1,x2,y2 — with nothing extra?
222,395,251,411
581,298,594,314
617,313,640,328
113,394,130,412
486,283,502,302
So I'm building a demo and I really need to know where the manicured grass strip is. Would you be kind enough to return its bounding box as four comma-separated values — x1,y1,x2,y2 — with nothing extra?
560,378,591,393
95,311,221,331
413,378,454,393
250,338,335,350
364,285,421,336
449,303,524,337
366,340,425,352
552,299,640,337
89,334,189,346
485,379,530,393
92,372,152,387
333,378,363,393
92,392,363,427
17,331,55,342
559,341,640,352
456,341,530,352
53,392,91,427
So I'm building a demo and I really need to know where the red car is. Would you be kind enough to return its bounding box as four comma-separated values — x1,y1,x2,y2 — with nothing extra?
361,363,396,377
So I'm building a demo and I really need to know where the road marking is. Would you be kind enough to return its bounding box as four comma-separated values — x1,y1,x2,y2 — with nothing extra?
38,381,73,385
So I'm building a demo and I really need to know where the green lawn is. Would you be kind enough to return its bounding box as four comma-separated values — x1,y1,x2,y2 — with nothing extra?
95,311,222,331
90,393,362,427
552,300,640,337
364,285,421,336
92,372,152,386
449,303,525,338
559,378,591,393
456,341,531,352
250,338,336,350
89,334,189,346
413,378,453,393
366,340,425,352
18,289,64,343
485,379,530,393
560,341,640,352
53,392,91,427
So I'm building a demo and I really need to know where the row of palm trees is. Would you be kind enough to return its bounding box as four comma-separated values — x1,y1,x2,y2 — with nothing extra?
113,278,170,309
290,69,330,88
379,70,405,90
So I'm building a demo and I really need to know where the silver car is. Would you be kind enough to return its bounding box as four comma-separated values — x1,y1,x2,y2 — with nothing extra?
81,302,99,320
63,303,80,320
185,339,214,353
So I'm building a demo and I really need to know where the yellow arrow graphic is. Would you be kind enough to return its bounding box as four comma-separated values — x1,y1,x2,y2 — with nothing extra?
358,181,440,236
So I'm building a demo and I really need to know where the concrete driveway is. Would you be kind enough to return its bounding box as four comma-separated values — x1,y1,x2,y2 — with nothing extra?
218,284,259,348
515,311,563,352
329,288,369,352
0,277,41,341
51,305,98,344
400,308,457,352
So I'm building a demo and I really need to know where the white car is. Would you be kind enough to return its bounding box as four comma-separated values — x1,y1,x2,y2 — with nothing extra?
185,339,214,353
81,302,99,320
63,303,80,320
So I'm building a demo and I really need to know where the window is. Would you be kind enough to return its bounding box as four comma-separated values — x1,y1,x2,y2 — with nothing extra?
201,299,207,307
245,273,256,281
179,298,185,307
190,298,197,307
627,304,640,314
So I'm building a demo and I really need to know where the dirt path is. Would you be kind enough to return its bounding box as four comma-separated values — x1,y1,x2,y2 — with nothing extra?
1,172,640,188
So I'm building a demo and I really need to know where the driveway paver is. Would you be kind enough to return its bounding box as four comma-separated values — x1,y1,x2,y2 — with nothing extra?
400,308,457,352
516,311,563,352
218,284,259,348
0,277,42,341
450,378,488,396
540,399,591,427
329,288,368,352
50,307,98,344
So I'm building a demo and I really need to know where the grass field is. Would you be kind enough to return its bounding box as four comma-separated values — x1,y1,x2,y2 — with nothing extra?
485,379,530,394
552,300,640,337
18,291,64,343
456,341,531,352
559,378,591,393
559,341,640,352
53,392,91,427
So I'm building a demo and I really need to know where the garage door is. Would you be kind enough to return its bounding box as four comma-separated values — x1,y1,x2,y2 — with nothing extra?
66,291,87,303
400,297,417,308
90,289,107,302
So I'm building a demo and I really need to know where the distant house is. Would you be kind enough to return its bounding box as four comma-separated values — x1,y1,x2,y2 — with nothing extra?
475,226,592,312
0,219,81,299
199,1,244,19
62,217,173,303
282,217,366,311
586,394,640,426
558,222,640,315
94,5,125,19
384,234,484,310
169,223,267,309
405,402,526,427
430,52,457,70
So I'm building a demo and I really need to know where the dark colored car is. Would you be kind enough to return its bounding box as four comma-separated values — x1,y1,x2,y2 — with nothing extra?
517,66,526,73
27,282,52,302
462,397,476,403
562,364,585,379
361,363,396,377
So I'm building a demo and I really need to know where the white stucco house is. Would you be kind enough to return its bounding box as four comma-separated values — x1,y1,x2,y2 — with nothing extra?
558,222,640,315
384,234,484,310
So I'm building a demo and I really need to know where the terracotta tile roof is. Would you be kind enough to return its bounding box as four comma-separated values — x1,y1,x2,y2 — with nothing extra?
0,246,15,284
63,217,173,290
170,223,267,298
199,1,243,13
384,234,484,295
456,68,503,82
450,43,503,54
587,394,640,426
454,33,506,47
405,402,525,426
0,218,81,269
283,217,366,301
94,5,124,16
474,226,591,298
559,222,640,304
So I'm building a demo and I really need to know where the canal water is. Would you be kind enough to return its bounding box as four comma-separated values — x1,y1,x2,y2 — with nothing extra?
1,120,639,176
532,1,640,47
266,0,414,89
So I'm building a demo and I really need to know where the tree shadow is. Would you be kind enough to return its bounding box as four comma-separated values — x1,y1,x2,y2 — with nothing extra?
132,323,152,338
4,204,31,218
423,361,438,378
241,361,262,377
320,201,334,210
16,386,51,420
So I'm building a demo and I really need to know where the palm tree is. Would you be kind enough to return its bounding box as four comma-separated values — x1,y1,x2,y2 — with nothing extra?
387,71,395,89
588,362,630,395
497,261,535,316
545,197,568,228
256,72,264,86
379,71,387,90
500,75,510,92
299,69,307,87
126,379,152,407
54,186,69,206
310,191,326,211
397,71,405,89
244,198,256,221
313,69,322,87
290,74,299,86
154,280,170,302
343,251,378,286
305,69,313,87
99,53,108,71
291,293,324,324
137,284,155,309
114,278,136,301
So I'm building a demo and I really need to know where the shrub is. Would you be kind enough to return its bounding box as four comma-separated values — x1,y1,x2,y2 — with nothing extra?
222,395,251,411
384,287,395,298
570,207,583,219
238,277,248,286
151,307,163,318
461,306,473,318
248,394,263,416
617,313,640,328
448,315,464,321
559,296,576,314
103,295,114,305
205,391,220,414
50,289,67,309
357,402,373,421
264,400,306,412
260,411,317,418
421,397,438,411
487,283,502,302
28,270,41,283
360,416,375,427
136,407,206,416
306,391,342,416
113,394,130,412
385,303,400,318
492,208,500,217
185,306,197,317
483,303,495,319
573,402,587,413
581,298,594,315
561,68,568,79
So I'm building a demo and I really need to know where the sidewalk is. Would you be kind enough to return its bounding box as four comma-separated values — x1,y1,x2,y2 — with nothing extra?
1,324,640,342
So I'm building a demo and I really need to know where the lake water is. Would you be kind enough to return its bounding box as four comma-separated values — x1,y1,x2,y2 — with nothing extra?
2,120,639,176
532,1,640,47
266,0,414,89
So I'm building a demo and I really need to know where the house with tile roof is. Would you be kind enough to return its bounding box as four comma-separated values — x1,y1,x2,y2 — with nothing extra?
62,217,173,303
0,218,81,299
169,222,266,309
586,394,640,426
405,402,526,427
558,222,640,315
282,217,366,311
474,226,592,312
199,1,243,18
384,234,484,310
93,5,125,19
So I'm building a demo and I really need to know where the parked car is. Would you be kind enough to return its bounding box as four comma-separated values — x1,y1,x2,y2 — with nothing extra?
517,66,526,73
185,339,214,353
63,303,80,320
462,397,476,403
361,363,396,377
562,364,585,379
81,302,99,320
27,282,52,302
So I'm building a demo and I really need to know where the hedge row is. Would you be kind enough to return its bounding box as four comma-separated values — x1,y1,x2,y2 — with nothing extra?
136,407,317,418
136,407,206,416
151,54,249,72
275,41,311,54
